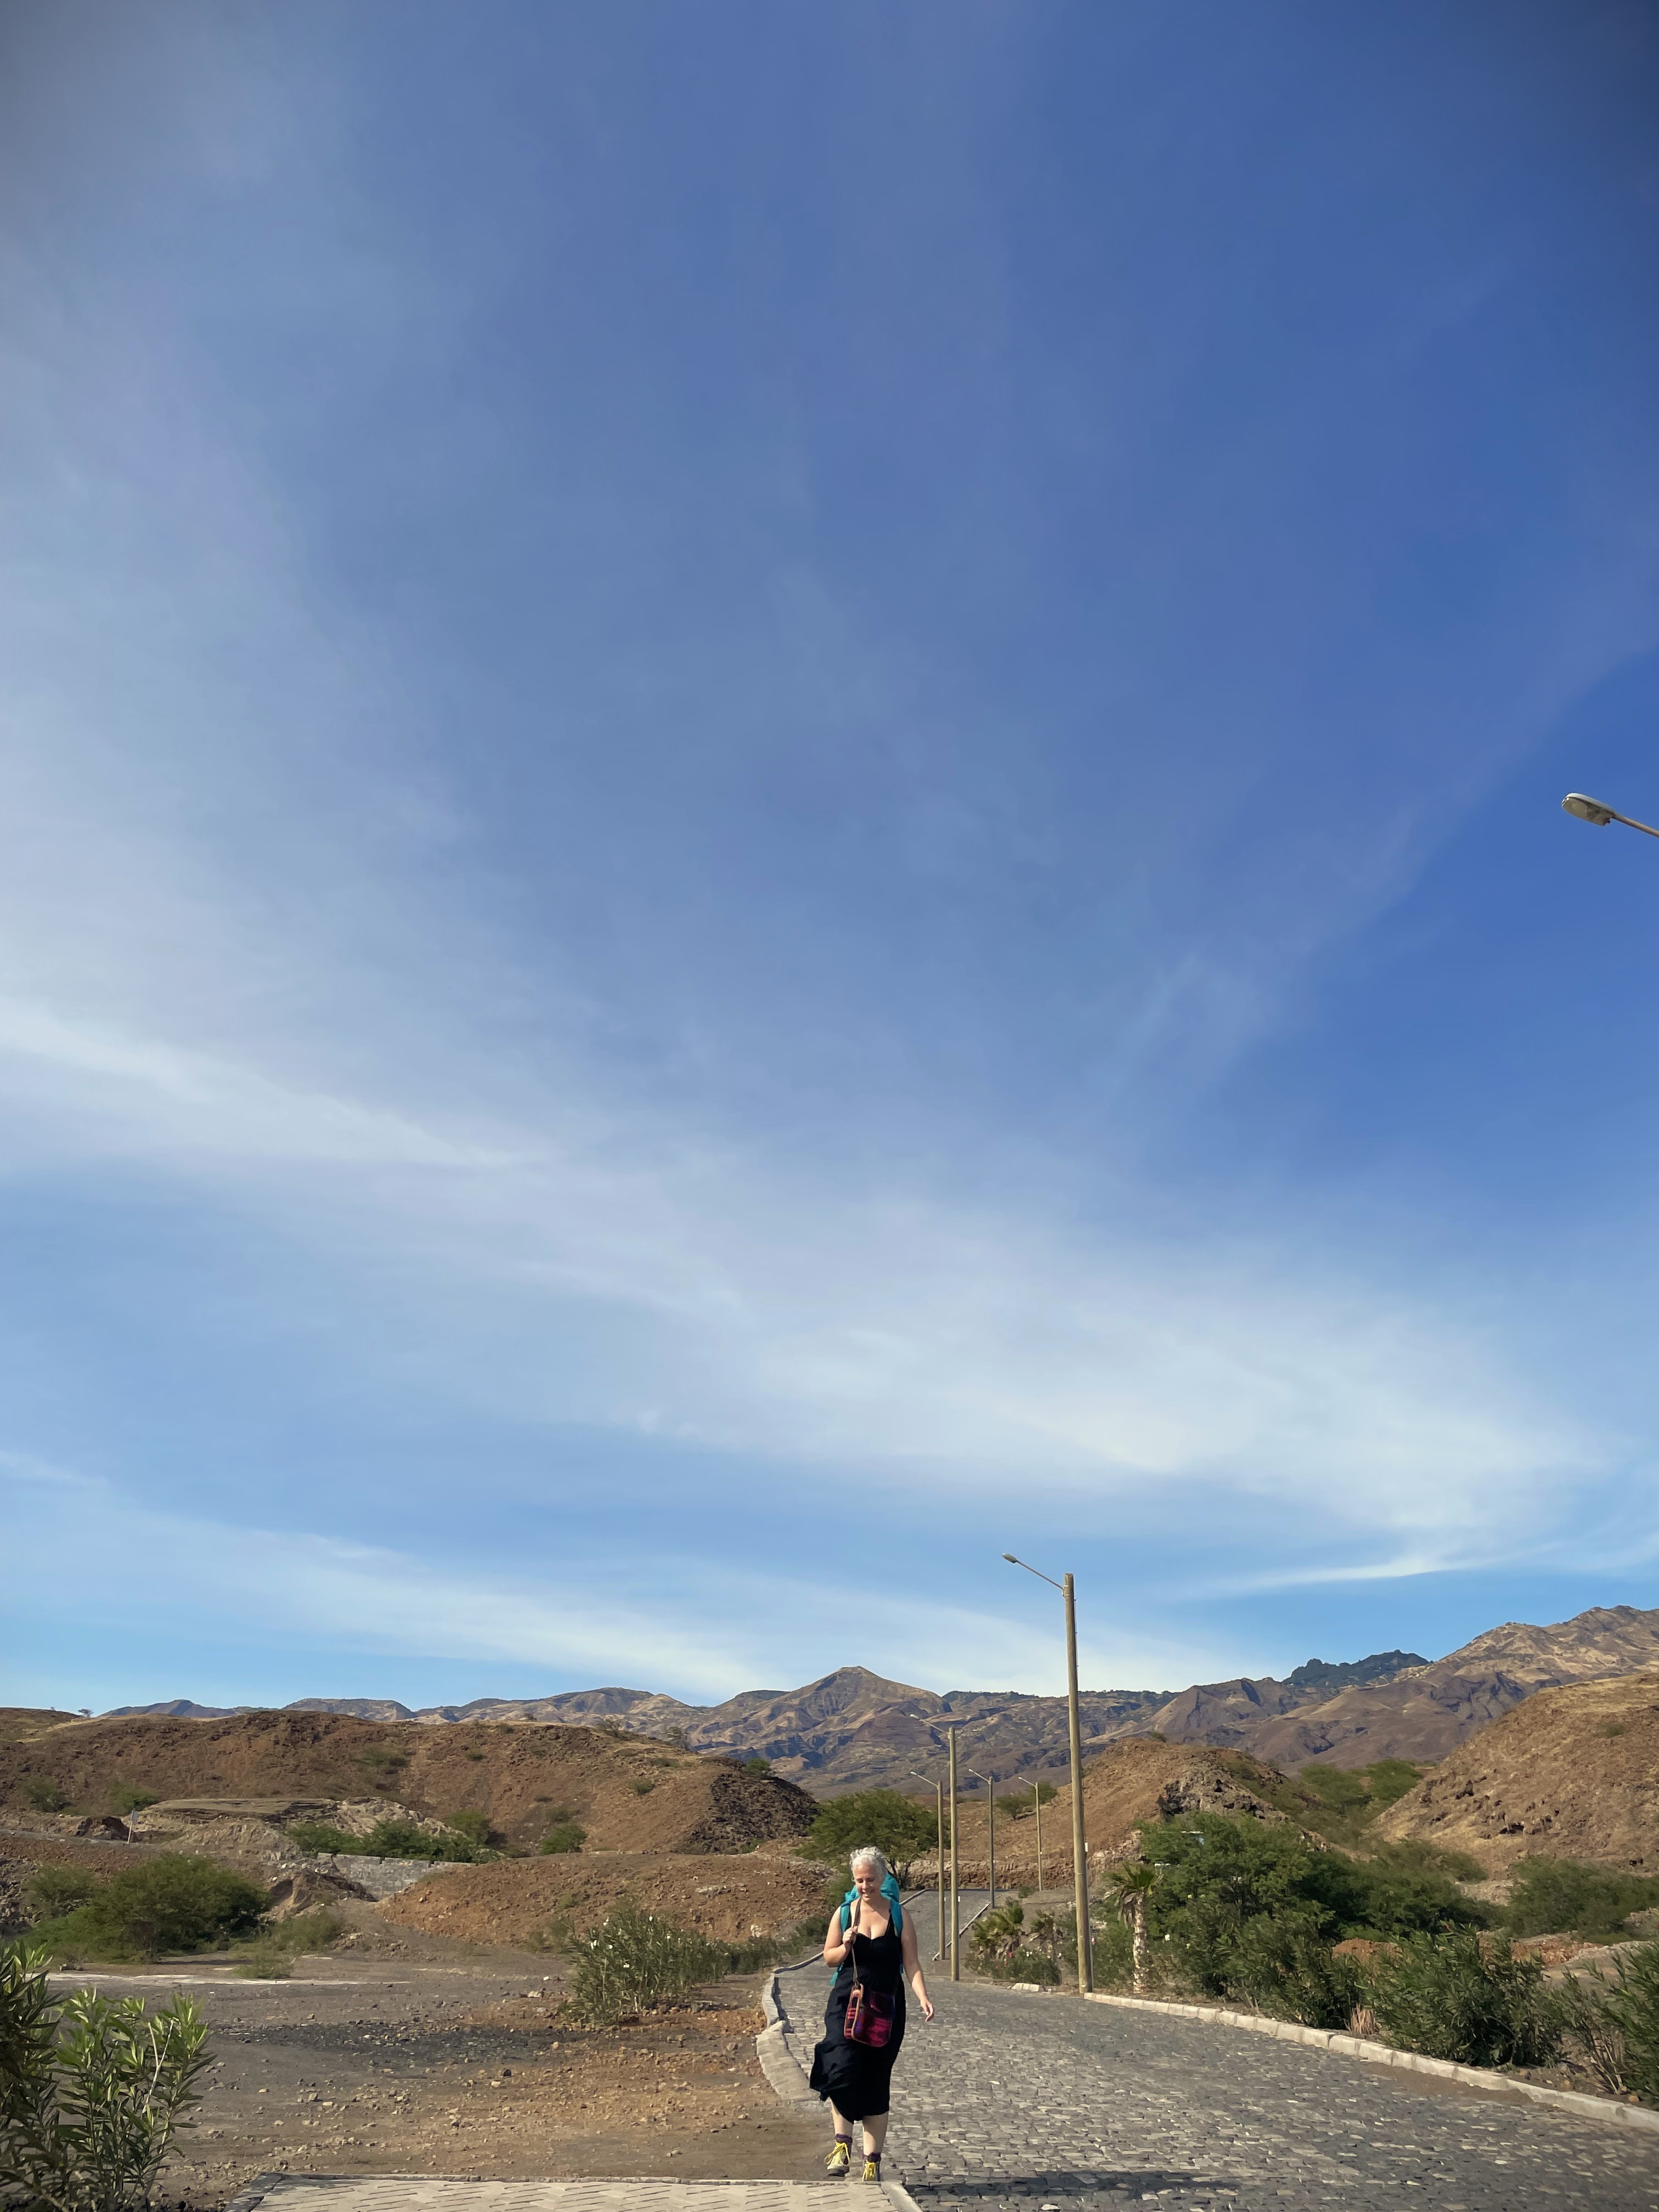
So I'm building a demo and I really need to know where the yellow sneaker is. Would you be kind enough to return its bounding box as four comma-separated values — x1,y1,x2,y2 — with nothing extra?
826,2139,850,2175
862,2158,881,2183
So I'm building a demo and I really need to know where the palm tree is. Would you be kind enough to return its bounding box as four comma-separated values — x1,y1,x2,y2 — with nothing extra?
1104,1861,1159,1994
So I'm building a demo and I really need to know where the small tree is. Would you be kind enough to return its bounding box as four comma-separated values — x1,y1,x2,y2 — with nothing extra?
48,1857,266,1962
804,1790,938,1881
1104,1863,1158,1994
0,1942,211,2211
25,1871,100,1926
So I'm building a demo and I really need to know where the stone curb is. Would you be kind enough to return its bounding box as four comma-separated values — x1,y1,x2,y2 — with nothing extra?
757,1970,819,2106
223,2176,280,2212
1084,1991,1659,2134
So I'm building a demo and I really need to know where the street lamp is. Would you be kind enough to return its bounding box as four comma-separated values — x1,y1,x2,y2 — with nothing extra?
1003,1553,1092,1993
910,1713,964,1980
966,1768,998,1908
1013,1773,1044,1889
907,1769,947,1963
1562,792,1659,840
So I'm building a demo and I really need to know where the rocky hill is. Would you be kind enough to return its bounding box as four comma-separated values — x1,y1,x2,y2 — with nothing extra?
928,1738,1297,1884
95,1602,1659,1792
379,1845,833,1951
1372,1669,1659,1874
0,1711,816,1856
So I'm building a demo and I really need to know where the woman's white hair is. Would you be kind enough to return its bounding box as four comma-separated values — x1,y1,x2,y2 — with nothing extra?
849,1846,890,1880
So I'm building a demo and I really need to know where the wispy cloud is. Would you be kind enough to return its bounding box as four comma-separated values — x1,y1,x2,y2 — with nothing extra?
1,1459,1239,1702
4,3,1657,1709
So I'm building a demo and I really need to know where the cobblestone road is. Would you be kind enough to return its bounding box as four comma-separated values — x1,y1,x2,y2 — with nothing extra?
776,1915,1659,2212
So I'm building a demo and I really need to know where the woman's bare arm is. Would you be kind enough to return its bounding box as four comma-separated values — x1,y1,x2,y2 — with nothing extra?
901,1913,934,2019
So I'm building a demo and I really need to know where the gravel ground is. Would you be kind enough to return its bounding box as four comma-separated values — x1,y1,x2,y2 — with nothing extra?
46,1912,823,2208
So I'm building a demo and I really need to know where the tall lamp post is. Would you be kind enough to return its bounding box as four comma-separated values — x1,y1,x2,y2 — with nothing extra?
1003,1553,1092,1993
909,1769,946,1963
1562,792,1659,840
967,1768,998,1908
1013,1773,1043,1889
911,1712,964,1980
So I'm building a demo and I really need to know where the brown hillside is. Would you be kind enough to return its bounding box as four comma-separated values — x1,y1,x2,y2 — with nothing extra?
0,1714,816,1857
1243,1669,1534,1770
1374,1670,1659,1873
0,1709,83,1745
916,1739,1290,1883
380,1849,833,1951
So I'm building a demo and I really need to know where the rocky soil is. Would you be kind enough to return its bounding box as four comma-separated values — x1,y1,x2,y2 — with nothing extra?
1374,1668,1659,1871
377,1848,834,1951
43,1914,826,2207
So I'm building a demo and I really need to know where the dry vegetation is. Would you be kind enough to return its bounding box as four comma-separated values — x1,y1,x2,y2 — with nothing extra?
1375,1670,1659,1872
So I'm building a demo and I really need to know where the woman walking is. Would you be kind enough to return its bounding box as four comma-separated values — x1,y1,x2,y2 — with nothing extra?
809,1846,934,2182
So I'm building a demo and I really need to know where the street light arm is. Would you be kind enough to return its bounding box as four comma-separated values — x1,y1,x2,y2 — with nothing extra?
1563,793,1659,840
1003,1551,1064,1591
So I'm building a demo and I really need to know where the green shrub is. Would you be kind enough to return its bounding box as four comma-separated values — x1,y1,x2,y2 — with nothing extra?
1001,1945,1061,1984
1296,1764,1371,1815
1362,1759,1428,1811
443,1809,494,1852
231,1940,294,1980
24,1868,100,1925
1594,1940,1659,2103
631,1779,656,1796
804,1790,939,1879
1554,1971,1632,2096
0,1939,211,2209
1223,1910,1368,2028
1005,1782,1058,1818
1141,1811,1482,1984
1364,1837,1486,1884
1347,1848,1489,1939
1045,1906,1131,1990
21,1778,68,1814
286,1821,362,1857
740,1755,771,1776
292,1816,484,1863
539,1822,586,1855
362,1819,449,1860
1504,1858,1659,1944
567,1906,725,2024
108,1786,160,1817
1370,1929,1561,2068
37,1856,266,1962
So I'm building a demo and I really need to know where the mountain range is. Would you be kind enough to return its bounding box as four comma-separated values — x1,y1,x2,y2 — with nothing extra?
105,1601,1659,1791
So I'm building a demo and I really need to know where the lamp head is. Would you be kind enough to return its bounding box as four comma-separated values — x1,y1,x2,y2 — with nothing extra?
1002,1552,1019,1563
1564,793,1616,826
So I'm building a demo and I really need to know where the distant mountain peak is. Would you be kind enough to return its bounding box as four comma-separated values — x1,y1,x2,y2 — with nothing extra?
1285,1650,1426,1694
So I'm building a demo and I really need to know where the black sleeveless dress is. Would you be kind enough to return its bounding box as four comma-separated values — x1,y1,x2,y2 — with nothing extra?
808,1914,907,2121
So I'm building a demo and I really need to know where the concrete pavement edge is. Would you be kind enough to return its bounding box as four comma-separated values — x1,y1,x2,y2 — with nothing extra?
1084,1990,1659,2134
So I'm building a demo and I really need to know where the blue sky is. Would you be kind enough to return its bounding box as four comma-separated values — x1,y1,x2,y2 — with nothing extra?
4,3,1659,1715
